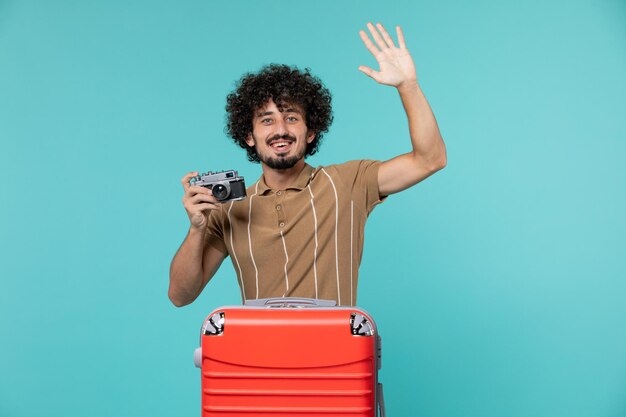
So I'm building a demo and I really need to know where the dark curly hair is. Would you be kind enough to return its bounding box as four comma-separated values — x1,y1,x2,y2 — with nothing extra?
225,64,333,163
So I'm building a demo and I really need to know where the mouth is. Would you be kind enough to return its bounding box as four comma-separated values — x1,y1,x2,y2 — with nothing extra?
268,138,295,154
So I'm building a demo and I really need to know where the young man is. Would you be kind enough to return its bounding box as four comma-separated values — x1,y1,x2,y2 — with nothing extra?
169,23,446,307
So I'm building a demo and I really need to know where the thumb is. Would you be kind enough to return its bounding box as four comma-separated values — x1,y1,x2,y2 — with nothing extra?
358,66,382,83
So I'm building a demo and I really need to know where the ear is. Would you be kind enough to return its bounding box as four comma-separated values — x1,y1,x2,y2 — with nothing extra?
245,133,255,147
306,131,316,144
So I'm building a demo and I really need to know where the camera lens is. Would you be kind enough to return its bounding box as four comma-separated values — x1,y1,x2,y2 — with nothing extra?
212,183,229,201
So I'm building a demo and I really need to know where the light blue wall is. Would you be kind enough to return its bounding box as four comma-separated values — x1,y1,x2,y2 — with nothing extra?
1,0,624,416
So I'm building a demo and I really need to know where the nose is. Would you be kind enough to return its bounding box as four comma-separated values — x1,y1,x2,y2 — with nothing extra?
274,118,288,136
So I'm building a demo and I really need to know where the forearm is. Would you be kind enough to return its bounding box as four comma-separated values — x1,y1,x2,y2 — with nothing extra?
169,227,207,307
397,80,447,169
360,23,447,195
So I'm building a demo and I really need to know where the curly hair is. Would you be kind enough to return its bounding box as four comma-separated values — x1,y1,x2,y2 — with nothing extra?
225,64,333,163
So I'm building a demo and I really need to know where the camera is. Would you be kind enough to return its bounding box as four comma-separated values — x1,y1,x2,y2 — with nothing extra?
190,170,247,202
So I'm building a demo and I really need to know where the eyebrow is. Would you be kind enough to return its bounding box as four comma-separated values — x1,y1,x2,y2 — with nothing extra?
255,108,303,118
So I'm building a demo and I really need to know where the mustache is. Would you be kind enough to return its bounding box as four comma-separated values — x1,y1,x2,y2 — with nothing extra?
266,134,296,145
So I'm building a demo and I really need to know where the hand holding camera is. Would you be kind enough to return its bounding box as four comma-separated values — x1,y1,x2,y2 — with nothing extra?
181,170,247,230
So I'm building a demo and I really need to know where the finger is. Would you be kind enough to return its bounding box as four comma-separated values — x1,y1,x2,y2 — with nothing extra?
184,198,220,216
376,23,396,49
358,66,382,83
396,25,407,49
185,185,212,198
367,22,389,50
359,30,380,57
181,171,198,192
188,192,218,205
195,202,221,212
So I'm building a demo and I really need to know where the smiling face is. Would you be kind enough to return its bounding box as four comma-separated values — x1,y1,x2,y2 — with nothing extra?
245,99,316,170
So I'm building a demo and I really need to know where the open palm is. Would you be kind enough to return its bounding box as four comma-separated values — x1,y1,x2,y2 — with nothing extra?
359,23,417,87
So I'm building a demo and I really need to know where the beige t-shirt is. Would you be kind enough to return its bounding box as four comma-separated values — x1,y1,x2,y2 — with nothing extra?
205,160,383,306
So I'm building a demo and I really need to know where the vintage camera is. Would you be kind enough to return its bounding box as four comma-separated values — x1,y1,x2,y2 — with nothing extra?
190,170,247,202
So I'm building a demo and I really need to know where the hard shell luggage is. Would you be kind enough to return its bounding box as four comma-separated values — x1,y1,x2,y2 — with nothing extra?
193,297,385,417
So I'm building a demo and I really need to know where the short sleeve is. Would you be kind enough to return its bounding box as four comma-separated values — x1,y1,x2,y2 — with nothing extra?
204,208,228,255
331,160,385,215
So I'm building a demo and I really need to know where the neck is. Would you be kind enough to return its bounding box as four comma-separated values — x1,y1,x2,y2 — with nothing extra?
260,159,307,190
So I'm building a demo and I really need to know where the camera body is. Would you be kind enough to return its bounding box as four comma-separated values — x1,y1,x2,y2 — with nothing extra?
190,170,247,202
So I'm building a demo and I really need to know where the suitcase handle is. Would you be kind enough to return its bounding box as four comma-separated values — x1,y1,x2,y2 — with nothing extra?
244,297,337,307
378,382,385,417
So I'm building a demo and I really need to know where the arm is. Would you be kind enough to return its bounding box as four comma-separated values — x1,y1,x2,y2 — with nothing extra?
168,172,227,307
359,23,447,196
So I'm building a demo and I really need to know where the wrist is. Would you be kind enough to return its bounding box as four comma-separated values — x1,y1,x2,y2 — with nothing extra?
188,224,207,238
397,79,419,92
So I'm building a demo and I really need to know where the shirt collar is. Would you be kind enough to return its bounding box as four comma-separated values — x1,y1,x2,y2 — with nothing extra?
257,163,315,195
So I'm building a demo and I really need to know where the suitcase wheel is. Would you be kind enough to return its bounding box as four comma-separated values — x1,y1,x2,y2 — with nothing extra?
350,312,374,336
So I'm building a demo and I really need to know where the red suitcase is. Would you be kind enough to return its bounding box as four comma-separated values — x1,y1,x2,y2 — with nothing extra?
194,297,385,416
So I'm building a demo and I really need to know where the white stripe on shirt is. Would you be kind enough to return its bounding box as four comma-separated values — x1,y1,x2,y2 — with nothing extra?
228,200,245,301
321,168,340,306
307,185,319,299
350,200,354,306
247,182,260,299
280,230,289,296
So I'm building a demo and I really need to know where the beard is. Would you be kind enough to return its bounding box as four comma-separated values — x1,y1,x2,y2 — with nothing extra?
261,152,304,169
259,152,304,169
255,134,307,170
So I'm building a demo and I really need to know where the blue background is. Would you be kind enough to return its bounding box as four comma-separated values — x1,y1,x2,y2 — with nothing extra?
1,0,625,416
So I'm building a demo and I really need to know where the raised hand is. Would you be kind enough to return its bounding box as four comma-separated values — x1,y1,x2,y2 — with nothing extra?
358,23,417,88
181,171,220,230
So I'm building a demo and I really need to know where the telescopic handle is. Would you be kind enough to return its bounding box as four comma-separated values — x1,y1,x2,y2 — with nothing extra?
244,297,337,307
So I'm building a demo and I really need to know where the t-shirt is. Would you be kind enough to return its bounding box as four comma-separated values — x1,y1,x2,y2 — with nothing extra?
204,160,383,306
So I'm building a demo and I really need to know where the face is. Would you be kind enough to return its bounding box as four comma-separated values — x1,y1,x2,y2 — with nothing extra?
245,99,315,170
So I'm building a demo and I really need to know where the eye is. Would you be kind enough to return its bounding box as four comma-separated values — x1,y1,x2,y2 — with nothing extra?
286,116,298,122
261,118,273,124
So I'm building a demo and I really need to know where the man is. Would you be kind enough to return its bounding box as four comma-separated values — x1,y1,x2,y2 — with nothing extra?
169,23,446,307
